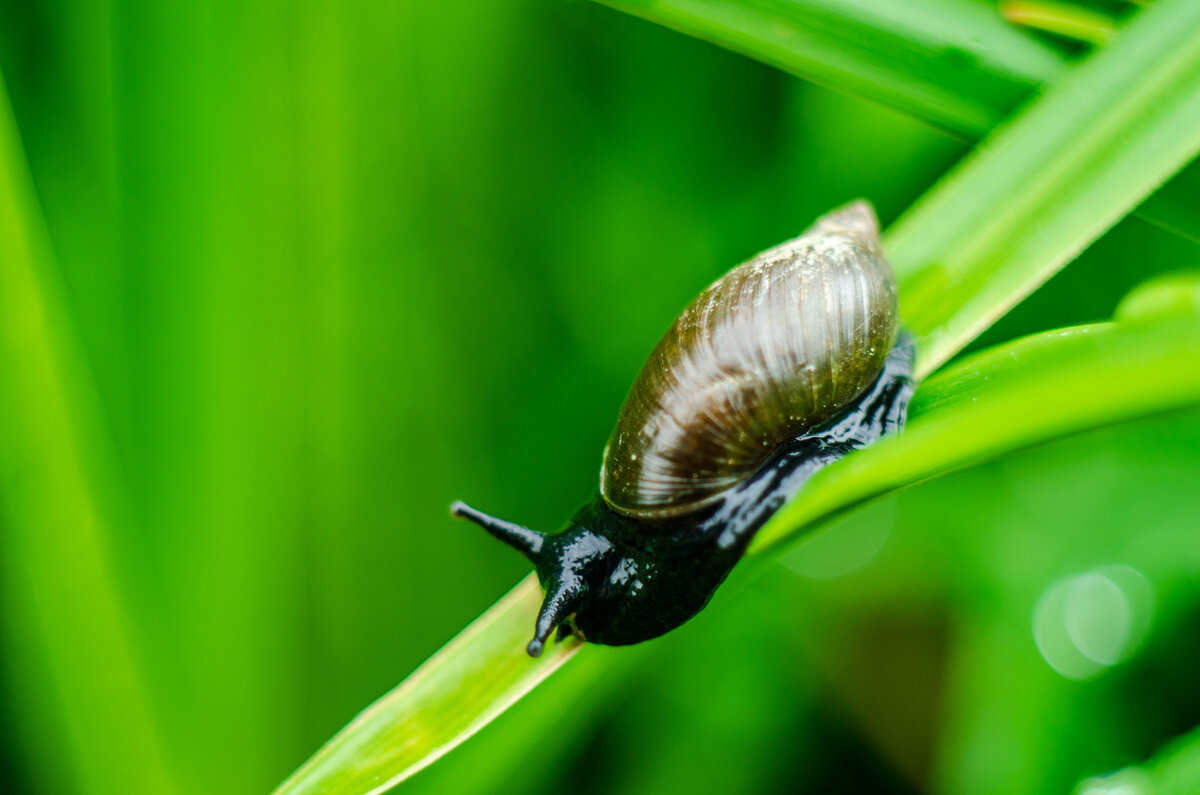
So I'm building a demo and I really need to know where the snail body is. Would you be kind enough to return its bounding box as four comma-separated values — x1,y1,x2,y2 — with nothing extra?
453,202,914,656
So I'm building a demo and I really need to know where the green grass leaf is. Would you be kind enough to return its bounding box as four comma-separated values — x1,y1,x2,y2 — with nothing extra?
886,0,1200,376
278,308,1200,795
274,1,1200,790
753,312,1200,552
998,1,1119,46
273,580,581,795
593,0,1198,242
0,75,177,795
594,0,1066,137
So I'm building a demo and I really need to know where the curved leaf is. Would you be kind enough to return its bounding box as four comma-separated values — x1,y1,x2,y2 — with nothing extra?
273,580,579,795
753,312,1200,552
274,307,1200,794
594,0,1066,137
593,0,1199,242
277,309,1200,794
273,2,1200,790
887,0,1200,376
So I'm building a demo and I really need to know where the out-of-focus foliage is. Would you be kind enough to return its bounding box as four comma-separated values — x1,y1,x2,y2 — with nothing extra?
277,0,1200,783
597,0,1200,245
884,0,1200,374
1,2,1199,795
596,0,1067,136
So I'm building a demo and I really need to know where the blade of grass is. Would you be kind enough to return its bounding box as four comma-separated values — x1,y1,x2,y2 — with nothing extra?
753,312,1200,552
277,308,1200,795
276,1,1200,788
273,579,581,795
0,74,177,795
886,0,1200,377
592,0,1197,242
1000,1,1119,45
595,0,1067,137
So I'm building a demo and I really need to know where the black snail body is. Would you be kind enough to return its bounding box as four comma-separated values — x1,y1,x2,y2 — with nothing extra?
452,201,915,657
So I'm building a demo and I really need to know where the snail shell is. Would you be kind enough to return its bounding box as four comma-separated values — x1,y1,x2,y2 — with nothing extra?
601,201,898,517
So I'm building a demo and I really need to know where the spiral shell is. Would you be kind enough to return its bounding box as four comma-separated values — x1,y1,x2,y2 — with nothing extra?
600,201,898,517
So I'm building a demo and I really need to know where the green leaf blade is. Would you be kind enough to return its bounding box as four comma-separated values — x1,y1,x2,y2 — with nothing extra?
0,75,178,795
280,308,1200,795
887,0,1200,377
273,578,581,795
753,313,1200,552
274,3,1200,790
597,0,1066,136
597,0,1200,248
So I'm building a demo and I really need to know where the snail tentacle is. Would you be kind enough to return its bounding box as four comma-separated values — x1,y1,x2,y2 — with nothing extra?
450,501,544,560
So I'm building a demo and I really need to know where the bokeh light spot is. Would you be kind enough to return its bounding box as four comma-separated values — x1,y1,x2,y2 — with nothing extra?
1065,573,1130,665
1032,566,1153,680
783,498,895,580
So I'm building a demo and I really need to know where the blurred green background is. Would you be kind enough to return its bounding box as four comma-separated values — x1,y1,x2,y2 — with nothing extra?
2,1,1198,794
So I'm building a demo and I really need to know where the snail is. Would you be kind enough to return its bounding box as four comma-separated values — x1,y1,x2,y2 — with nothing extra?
453,201,914,656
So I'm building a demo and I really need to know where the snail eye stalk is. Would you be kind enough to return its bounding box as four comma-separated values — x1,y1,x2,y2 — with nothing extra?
527,578,583,657
450,501,545,560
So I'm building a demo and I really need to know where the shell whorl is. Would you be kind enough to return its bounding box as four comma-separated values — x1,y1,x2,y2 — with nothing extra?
600,201,899,517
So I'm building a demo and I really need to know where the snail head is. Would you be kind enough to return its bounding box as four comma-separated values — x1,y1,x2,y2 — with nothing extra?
450,501,618,657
